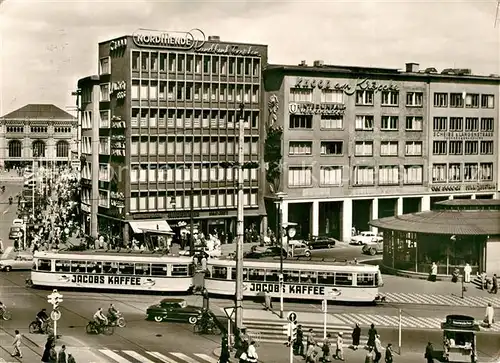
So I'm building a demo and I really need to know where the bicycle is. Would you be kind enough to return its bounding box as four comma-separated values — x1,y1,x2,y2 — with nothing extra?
193,315,222,335
85,320,114,335
29,320,53,334
0,308,12,321
108,313,126,328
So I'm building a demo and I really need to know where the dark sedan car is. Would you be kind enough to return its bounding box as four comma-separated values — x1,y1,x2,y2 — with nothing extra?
308,236,337,249
244,246,287,259
146,298,202,324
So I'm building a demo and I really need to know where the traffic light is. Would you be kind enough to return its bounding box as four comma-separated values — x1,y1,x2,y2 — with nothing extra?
47,290,64,309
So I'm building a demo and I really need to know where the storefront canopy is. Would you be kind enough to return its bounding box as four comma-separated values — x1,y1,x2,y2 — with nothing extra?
129,220,173,235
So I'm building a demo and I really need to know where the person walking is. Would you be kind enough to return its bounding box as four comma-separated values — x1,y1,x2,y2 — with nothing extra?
218,334,230,363
57,345,68,363
365,347,376,363
385,343,394,363
352,323,361,350
334,332,344,361
485,303,495,328
490,274,498,294
374,334,383,363
429,262,437,282
11,329,22,359
463,263,472,283
322,333,331,362
294,324,304,357
306,328,315,353
425,342,434,363
367,323,377,349
246,341,258,363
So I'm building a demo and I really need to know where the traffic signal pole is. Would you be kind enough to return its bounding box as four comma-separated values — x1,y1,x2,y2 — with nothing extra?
47,289,63,339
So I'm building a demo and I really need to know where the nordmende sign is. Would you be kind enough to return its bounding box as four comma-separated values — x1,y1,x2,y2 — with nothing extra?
132,28,262,56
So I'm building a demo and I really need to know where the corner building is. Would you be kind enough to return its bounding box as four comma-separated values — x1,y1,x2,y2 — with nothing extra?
264,62,500,242
79,30,268,242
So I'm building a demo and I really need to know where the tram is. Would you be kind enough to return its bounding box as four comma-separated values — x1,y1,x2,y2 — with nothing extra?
31,251,194,292
205,259,383,303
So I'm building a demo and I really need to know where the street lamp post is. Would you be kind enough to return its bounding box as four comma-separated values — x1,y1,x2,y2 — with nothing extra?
189,186,194,257
235,103,245,330
275,191,287,319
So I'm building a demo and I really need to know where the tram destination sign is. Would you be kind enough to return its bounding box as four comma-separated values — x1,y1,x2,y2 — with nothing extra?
248,282,326,296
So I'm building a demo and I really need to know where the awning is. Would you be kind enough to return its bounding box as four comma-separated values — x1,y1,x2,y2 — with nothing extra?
129,220,173,234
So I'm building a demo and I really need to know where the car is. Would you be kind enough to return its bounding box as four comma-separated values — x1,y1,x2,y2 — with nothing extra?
350,231,383,245
362,240,384,256
308,236,337,249
0,254,34,271
289,242,312,258
146,298,202,324
12,219,24,227
244,246,286,259
9,226,23,240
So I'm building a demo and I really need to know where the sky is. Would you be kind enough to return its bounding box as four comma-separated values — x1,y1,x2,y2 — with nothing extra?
0,0,499,116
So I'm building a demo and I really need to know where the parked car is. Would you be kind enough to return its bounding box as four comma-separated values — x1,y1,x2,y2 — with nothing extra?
146,298,202,324
12,219,24,227
308,236,337,249
289,242,312,258
244,246,286,259
0,253,34,271
9,226,23,240
350,231,383,245
362,240,384,256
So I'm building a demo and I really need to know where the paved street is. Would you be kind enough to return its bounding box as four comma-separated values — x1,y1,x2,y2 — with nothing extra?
0,183,22,259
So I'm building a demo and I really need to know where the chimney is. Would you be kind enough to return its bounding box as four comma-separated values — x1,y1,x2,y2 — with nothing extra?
405,63,419,73
299,60,307,66
313,60,324,67
208,35,220,41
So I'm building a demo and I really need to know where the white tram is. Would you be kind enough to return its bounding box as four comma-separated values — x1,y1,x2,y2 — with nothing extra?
31,251,194,292
205,259,383,303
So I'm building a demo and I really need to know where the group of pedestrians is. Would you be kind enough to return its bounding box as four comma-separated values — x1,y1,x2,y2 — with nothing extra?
9,331,76,362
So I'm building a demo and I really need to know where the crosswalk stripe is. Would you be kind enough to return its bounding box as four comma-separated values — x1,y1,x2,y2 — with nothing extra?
194,353,218,363
146,351,180,363
384,292,500,308
171,352,202,363
98,349,132,362
123,350,155,362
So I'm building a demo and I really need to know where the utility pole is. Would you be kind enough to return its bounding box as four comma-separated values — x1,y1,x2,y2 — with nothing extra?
71,90,82,170
235,103,245,330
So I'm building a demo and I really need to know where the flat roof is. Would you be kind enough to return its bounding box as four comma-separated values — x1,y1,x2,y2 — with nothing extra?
370,210,500,235
436,199,500,207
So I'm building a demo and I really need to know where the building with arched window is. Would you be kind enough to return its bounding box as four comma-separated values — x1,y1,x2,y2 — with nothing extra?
0,104,77,168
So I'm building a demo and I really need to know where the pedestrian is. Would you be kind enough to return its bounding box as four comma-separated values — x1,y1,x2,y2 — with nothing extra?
374,334,383,363
351,323,361,350
322,333,331,362
485,303,495,328
11,329,22,358
367,323,377,349
365,347,375,363
246,341,258,363
425,342,434,363
67,354,76,363
429,262,437,282
57,345,68,363
463,263,472,283
41,338,56,363
306,328,315,353
334,332,344,361
263,291,273,311
218,334,230,363
294,324,304,357
490,274,498,294
385,343,393,363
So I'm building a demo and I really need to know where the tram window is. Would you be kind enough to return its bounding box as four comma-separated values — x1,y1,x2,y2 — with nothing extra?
234,268,247,281
285,270,300,283
248,269,265,281
151,264,167,276
265,270,280,282
55,260,71,273
172,265,189,276
103,262,115,274
135,263,151,275
300,271,316,284
335,273,353,286
37,259,51,271
119,262,134,275
87,262,102,274
317,272,335,285
70,261,86,273
211,266,227,279
357,273,375,286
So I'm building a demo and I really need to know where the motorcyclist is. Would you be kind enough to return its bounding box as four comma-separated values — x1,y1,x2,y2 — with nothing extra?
36,308,49,331
93,307,108,327
107,303,119,324
0,301,6,313
8,196,12,205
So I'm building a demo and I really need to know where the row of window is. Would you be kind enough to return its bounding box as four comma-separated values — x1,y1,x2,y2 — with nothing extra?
433,93,494,108
130,138,259,156
129,165,259,184
129,191,259,212
289,140,423,157
290,114,423,131
432,140,494,155
432,117,494,132
287,165,424,187
432,163,494,182
125,52,261,76
130,82,259,103
290,88,424,107
36,259,191,276
7,140,70,158
6,126,73,133
209,266,378,287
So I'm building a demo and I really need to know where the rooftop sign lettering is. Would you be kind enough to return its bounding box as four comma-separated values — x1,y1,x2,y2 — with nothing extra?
133,28,206,50
294,77,399,96
196,44,261,57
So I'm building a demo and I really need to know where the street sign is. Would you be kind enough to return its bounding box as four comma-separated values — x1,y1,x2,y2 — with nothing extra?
223,307,235,320
50,310,61,321
321,299,327,313
287,311,297,323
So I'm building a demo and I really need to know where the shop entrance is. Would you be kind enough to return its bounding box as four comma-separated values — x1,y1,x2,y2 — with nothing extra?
403,197,421,214
378,198,397,218
352,199,371,232
288,202,311,239
319,201,341,240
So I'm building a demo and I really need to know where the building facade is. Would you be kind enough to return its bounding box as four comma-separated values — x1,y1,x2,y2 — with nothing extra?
0,104,77,169
78,29,268,242
263,62,500,242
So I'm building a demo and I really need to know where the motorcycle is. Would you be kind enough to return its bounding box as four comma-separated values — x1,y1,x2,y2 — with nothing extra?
86,320,114,335
0,308,12,321
29,320,52,334
108,312,126,328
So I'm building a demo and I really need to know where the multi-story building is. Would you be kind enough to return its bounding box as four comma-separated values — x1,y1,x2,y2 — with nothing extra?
78,29,268,242
263,61,500,242
0,104,77,169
